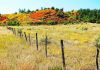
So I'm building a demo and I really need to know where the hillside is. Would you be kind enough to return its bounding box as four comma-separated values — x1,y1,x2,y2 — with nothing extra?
0,8,100,26
0,8,78,25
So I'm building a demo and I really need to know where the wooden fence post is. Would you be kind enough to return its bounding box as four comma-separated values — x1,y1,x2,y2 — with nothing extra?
12,28,14,34
24,32,27,41
13,28,15,35
96,47,99,70
17,29,19,37
45,36,48,57
11,27,13,32
60,40,66,70
17,29,19,36
21,32,23,37
19,29,22,38
29,33,31,45
14,28,16,36
36,33,38,50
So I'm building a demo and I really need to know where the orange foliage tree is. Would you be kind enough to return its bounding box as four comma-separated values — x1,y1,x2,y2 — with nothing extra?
0,15,8,25
30,9,56,21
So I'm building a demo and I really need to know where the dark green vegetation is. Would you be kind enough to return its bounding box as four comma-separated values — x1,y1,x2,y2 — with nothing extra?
77,9,100,23
7,20,20,26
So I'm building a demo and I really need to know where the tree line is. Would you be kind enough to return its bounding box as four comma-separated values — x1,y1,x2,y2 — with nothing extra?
77,9,100,23
18,7,100,24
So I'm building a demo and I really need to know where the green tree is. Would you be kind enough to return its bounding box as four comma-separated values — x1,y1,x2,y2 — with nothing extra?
7,20,20,26
57,10,64,18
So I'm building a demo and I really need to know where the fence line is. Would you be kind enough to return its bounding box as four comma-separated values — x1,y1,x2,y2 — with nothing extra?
7,27,99,70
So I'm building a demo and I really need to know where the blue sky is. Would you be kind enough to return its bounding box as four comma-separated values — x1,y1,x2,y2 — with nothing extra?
0,0,100,14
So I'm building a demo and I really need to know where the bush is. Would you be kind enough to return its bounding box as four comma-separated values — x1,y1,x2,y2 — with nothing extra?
30,21,45,25
48,66,62,70
40,38,51,45
96,19,100,24
47,20,57,25
62,21,73,25
0,23,3,26
34,22,45,25
27,22,34,25
87,16,96,23
81,27,88,31
62,21,70,25
57,10,64,18
62,20,80,25
95,37,100,48
7,20,20,26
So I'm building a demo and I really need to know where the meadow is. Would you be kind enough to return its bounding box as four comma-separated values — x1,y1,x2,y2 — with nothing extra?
0,23,100,70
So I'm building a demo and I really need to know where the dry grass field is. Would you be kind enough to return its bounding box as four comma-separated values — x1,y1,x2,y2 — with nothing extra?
0,23,100,70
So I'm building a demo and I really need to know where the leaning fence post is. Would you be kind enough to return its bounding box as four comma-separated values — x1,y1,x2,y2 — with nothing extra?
36,33,38,50
45,36,48,57
60,40,66,70
96,47,99,70
24,32,27,41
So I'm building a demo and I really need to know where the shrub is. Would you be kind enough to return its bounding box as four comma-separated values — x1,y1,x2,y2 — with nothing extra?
47,20,57,25
27,21,46,25
34,21,45,25
62,21,70,25
35,22,43,25
48,66,62,70
62,20,80,25
62,21,73,25
81,27,88,31
96,19,100,24
95,36,100,47
40,37,51,45
0,23,2,26
27,22,34,25
7,20,20,26
57,10,64,18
